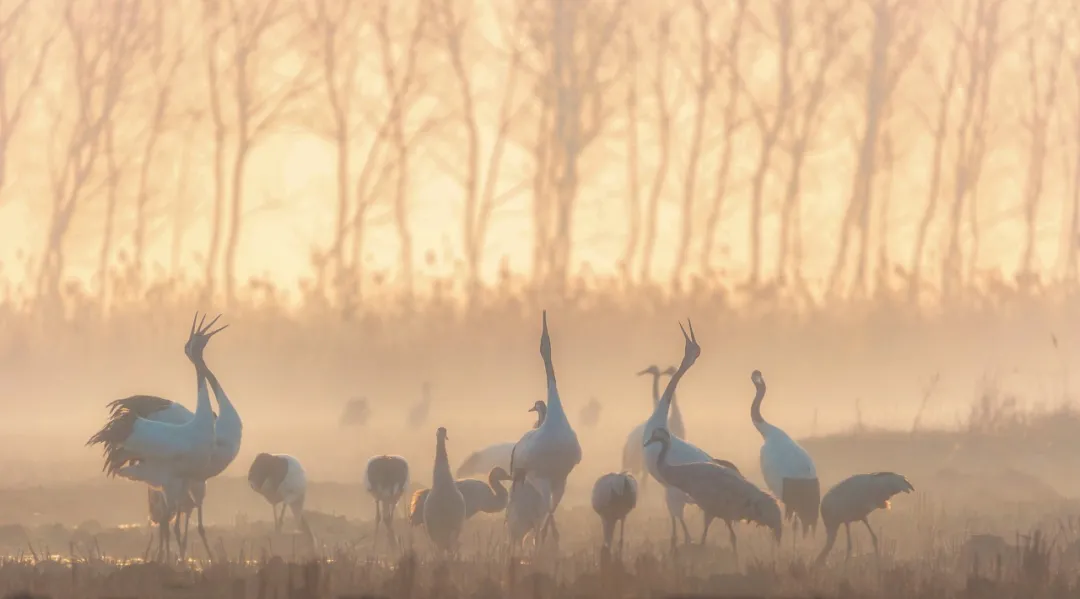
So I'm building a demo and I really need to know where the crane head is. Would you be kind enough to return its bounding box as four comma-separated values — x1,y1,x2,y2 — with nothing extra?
436,426,449,441
636,365,661,377
662,365,678,376
643,427,670,448
185,312,228,364
678,319,700,368
528,400,544,413
751,370,764,386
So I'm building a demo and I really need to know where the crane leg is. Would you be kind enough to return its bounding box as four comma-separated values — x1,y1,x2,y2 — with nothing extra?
173,516,183,560
618,518,626,556
181,512,192,557
679,517,692,546
844,523,852,561
196,504,212,561
700,515,714,546
862,518,878,555
669,515,678,552
726,520,739,566
162,519,171,563
373,501,381,549
386,507,398,549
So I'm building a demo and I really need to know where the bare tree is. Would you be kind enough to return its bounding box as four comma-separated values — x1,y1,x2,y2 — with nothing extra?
0,0,56,204
1063,5,1080,284
511,0,627,291
776,0,853,292
671,0,717,285
939,0,1008,301
826,0,923,299
374,0,431,302
699,0,750,275
1017,0,1064,284
39,0,144,302
618,25,640,282
637,7,672,283
907,0,967,303
431,0,526,299
745,0,794,288
132,0,185,279
210,0,315,304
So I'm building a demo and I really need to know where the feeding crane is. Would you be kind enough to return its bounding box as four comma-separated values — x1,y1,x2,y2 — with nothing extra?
815,472,915,565
364,454,409,549
248,453,315,546
509,311,582,545
591,472,638,558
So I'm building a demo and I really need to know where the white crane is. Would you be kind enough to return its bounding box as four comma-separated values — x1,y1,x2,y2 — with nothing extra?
364,454,409,549
815,472,914,565
641,320,741,550
87,313,229,560
751,369,820,538
408,466,509,525
622,365,684,492
591,472,638,558
455,401,545,478
247,453,314,544
104,320,241,559
422,427,466,554
509,311,582,545
646,427,781,565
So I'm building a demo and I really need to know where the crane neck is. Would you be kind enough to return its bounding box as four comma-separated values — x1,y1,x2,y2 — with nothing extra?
488,469,509,506
533,405,547,428
655,436,672,478
751,380,768,428
656,361,691,422
433,437,454,486
191,363,212,426
669,393,686,439
543,377,569,424
650,372,662,407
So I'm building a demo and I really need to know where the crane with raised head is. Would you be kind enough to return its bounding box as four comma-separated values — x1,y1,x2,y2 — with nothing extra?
509,311,582,546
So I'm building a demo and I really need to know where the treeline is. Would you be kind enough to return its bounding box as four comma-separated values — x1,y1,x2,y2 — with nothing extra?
0,0,1076,312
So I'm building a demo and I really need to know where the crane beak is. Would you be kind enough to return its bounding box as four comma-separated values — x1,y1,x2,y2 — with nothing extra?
643,438,657,448
528,406,537,413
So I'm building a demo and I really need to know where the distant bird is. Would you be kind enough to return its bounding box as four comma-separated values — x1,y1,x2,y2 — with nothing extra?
455,401,545,478
751,370,820,538
510,312,582,546
815,472,915,565
247,453,314,544
646,428,781,564
622,365,684,493
641,322,742,550
363,454,409,549
87,313,233,561
502,467,550,553
591,472,638,557
408,382,433,428
409,466,510,526
340,397,370,427
422,427,466,553
579,397,602,429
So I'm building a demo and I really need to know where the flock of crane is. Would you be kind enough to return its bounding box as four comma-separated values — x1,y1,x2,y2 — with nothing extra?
85,311,915,568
